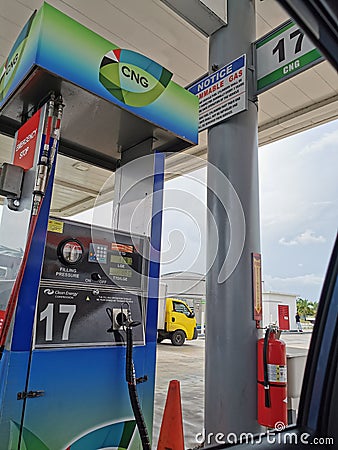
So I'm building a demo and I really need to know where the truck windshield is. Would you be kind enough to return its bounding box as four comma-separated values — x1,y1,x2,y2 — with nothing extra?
173,301,191,317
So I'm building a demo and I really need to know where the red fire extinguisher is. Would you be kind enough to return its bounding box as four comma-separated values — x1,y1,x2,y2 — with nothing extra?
257,326,287,428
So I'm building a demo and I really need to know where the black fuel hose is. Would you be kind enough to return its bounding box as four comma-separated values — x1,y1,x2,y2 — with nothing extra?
126,325,151,450
263,327,271,408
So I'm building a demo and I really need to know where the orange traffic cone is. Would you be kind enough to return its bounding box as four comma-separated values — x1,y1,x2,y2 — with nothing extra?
157,380,184,450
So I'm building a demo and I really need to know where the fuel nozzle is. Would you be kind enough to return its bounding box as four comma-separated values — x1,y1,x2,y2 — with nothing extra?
120,306,141,329
115,310,129,327
106,305,140,333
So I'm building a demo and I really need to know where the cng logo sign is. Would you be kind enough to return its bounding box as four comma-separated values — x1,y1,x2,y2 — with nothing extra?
0,10,36,102
99,48,172,107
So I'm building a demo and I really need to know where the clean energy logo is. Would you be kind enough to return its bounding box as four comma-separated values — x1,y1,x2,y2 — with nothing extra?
0,10,36,102
43,289,54,296
99,48,172,107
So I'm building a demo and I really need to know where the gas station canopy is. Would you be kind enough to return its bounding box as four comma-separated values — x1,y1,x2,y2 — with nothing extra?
0,0,337,215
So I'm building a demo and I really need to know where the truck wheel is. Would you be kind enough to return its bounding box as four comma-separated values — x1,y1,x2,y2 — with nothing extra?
171,330,186,346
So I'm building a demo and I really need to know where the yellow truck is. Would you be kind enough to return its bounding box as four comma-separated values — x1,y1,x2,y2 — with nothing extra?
157,297,198,346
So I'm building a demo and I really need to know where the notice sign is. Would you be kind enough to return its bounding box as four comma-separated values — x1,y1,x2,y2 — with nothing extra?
189,55,247,132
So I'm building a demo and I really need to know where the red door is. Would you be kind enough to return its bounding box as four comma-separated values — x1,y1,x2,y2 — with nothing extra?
278,304,290,330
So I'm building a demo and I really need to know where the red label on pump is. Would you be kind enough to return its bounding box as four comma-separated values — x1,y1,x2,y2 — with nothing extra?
13,108,41,170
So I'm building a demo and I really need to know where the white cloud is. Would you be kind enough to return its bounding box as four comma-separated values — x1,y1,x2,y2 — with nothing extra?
268,273,323,286
279,237,298,246
264,273,324,300
297,229,326,244
300,128,338,156
279,229,326,246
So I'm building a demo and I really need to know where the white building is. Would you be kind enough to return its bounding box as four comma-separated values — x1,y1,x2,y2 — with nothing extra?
263,291,298,331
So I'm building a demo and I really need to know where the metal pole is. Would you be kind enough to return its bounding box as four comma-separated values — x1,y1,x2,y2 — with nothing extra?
205,0,261,442
201,310,205,336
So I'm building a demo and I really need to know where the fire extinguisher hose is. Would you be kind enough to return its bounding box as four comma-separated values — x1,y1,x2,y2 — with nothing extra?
126,325,151,450
263,327,271,408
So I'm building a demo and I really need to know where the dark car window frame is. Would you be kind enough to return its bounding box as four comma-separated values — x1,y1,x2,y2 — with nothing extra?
298,234,338,432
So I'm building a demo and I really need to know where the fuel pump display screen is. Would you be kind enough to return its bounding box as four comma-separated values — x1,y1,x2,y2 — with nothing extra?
42,218,148,290
110,255,133,265
109,267,132,277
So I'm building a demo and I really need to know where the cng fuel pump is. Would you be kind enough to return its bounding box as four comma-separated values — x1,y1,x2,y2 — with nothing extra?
35,218,152,449
0,103,163,448
0,209,157,449
0,3,198,448
0,115,160,449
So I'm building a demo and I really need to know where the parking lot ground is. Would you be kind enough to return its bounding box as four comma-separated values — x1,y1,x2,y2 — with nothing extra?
153,338,205,448
152,332,312,449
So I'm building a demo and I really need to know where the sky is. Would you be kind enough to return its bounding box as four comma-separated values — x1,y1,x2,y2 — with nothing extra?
161,119,338,302
258,119,338,301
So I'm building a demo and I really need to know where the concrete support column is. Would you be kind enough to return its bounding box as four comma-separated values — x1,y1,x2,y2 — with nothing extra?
205,0,261,441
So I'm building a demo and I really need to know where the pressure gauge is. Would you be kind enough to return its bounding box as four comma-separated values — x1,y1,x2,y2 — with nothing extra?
58,239,83,265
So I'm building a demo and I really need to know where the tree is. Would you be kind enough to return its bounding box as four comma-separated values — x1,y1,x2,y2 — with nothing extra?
296,298,316,319
308,300,318,316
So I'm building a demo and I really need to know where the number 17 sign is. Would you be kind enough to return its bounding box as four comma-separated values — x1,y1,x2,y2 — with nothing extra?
255,19,323,94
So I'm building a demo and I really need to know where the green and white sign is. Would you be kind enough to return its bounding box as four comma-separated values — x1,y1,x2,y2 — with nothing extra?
255,19,323,94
